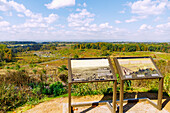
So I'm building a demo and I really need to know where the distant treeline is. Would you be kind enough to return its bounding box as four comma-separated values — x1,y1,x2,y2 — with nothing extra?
0,41,37,45
0,41,80,45
1,41,169,45
72,42,170,53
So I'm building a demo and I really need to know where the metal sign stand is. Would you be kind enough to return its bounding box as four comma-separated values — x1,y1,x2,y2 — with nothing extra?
68,58,117,113
114,56,164,113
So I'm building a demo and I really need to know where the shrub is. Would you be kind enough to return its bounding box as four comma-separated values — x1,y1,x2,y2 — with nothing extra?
33,69,37,75
48,82,66,96
9,66,14,69
72,82,114,96
74,54,79,58
0,83,28,112
59,73,68,83
5,66,9,69
58,65,67,73
15,64,20,70
164,73,170,96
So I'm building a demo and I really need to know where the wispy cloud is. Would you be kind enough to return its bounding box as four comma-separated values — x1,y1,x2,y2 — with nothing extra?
115,20,122,24
139,24,153,30
45,0,75,9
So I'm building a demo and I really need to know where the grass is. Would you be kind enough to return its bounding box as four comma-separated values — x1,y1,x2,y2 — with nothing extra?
156,53,170,60
7,93,75,113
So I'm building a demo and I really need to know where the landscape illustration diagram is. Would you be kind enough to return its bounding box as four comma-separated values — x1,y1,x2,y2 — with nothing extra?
118,58,161,79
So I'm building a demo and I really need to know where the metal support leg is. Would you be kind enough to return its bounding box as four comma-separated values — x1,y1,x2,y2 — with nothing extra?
119,80,124,113
113,81,117,113
157,78,163,110
68,83,71,113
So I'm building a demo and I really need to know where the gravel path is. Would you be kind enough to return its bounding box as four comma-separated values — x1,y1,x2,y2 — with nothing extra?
25,95,170,113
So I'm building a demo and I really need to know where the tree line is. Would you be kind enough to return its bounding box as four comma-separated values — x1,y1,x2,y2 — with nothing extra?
72,42,170,53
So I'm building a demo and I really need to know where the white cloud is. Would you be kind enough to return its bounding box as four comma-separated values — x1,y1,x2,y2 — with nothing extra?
99,23,112,29
0,0,42,19
0,0,10,11
22,23,47,28
67,9,115,32
125,18,137,23
77,3,81,7
76,8,81,11
8,0,26,12
77,3,87,7
168,17,170,21
119,10,125,14
67,9,95,27
8,12,12,16
139,24,153,30
154,17,161,22
125,15,147,23
0,21,10,27
55,24,65,28
156,22,170,29
16,13,58,29
44,14,59,24
0,16,3,20
45,0,75,9
168,1,170,9
115,20,122,24
0,0,26,12
17,14,24,17
154,22,170,36
83,3,87,7
129,0,169,16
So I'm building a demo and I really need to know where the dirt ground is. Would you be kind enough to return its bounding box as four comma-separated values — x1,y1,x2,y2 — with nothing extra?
24,94,170,113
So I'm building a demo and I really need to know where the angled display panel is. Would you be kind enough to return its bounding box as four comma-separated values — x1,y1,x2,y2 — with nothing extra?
68,57,117,113
114,56,164,113
114,56,163,80
68,58,117,83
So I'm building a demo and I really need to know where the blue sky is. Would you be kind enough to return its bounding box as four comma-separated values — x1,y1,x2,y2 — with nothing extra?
0,0,170,42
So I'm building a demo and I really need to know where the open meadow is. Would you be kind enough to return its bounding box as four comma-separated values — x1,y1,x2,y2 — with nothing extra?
0,42,169,112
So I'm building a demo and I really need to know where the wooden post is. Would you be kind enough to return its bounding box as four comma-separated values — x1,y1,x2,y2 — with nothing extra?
113,81,117,113
157,78,163,110
119,80,124,113
68,83,71,113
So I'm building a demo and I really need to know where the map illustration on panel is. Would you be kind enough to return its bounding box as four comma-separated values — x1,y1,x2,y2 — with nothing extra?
71,59,114,82
117,58,161,79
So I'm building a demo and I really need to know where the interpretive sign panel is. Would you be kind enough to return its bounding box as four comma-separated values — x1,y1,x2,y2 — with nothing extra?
68,58,117,113
68,58,116,83
114,56,163,80
114,56,164,113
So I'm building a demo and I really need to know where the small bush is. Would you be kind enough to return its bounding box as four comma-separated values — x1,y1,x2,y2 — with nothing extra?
48,82,66,96
0,84,28,112
15,64,20,70
74,54,79,58
5,66,10,69
9,66,14,69
164,73,170,96
72,82,114,96
58,65,67,73
32,82,66,97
